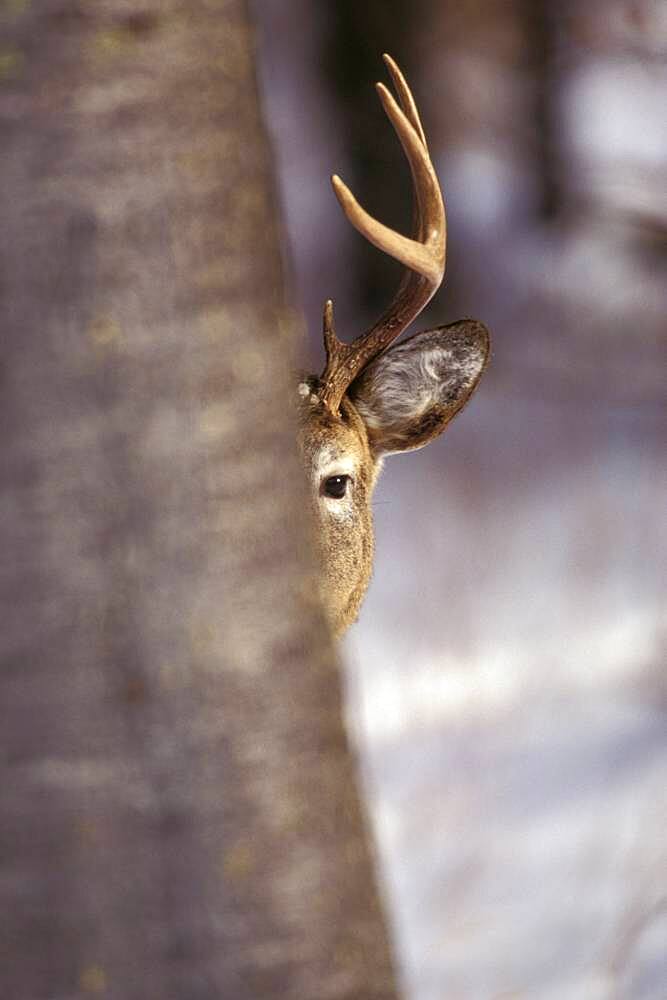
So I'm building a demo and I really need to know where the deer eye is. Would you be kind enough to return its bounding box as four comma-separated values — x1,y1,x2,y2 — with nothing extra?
322,475,351,499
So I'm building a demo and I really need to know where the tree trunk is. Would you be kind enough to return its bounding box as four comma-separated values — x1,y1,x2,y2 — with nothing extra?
0,2,398,997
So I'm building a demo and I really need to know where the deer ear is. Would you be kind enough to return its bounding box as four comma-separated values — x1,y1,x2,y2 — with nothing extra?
348,319,490,456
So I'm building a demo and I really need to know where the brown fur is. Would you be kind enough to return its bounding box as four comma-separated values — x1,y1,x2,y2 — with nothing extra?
297,320,490,636
298,390,377,636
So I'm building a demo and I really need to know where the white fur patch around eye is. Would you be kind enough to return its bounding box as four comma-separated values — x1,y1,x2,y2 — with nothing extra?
315,449,357,484
313,448,358,517
298,382,311,398
321,491,355,519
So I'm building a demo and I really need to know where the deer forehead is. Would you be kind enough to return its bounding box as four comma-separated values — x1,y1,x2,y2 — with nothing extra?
299,396,368,460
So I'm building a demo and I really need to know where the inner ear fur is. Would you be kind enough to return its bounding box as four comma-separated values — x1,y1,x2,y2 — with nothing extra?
348,319,490,456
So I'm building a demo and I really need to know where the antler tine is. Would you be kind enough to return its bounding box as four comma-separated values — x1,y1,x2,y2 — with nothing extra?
319,57,446,415
382,53,427,150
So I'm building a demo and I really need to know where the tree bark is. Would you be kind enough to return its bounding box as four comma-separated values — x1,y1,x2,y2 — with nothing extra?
0,2,398,997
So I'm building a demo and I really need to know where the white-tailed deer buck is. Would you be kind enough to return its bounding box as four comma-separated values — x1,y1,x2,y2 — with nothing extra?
298,55,490,636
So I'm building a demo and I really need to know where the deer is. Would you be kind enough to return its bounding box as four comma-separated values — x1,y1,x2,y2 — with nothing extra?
297,55,490,637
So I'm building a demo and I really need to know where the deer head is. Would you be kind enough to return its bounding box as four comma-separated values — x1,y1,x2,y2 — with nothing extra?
298,55,490,636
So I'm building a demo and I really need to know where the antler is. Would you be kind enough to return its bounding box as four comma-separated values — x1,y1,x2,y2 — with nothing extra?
318,54,446,415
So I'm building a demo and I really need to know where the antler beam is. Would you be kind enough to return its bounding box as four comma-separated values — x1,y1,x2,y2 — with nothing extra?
318,54,447,415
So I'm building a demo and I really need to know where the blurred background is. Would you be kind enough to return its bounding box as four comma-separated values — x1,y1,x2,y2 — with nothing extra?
254,2,666,998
